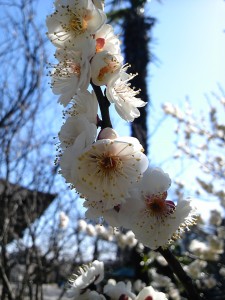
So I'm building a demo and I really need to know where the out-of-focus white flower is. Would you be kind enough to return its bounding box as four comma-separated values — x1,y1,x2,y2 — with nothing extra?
156,255,168,267
71,137,148,209
59,115,97,149
47,0,106,49
219,267,225,277
136,286,168,300
78,219,87,231
133,280,146,293
67,260,104,298
209,209,222,226
114,230,138,249
65,90,98,124
84,199,125,227
91,51,123,86
94,24,121,54
51,49,91,106
125,230,138,248
86,224,97,236
189,239,221,261
116,168,198,250
168,287,181,300
203,276,217,289
106,68,146,122
103,280,136,300
189,240,209,255
133,196,197,250
184,260,207,279
149,269,172,289
162,103,184,121
207,235,224,254
59,211,69,229
95,224,107,236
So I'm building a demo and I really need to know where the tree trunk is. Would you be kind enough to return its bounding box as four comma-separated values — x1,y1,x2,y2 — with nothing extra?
123,9,155,154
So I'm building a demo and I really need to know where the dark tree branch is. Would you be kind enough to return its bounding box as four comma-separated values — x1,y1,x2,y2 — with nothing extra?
158,247,204,300
91,82,112,129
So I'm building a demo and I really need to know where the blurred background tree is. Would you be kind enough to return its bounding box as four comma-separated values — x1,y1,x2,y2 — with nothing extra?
108,0,155,153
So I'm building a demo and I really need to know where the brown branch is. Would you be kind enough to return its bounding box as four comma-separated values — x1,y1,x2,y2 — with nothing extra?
91,82,112,129
157,247,204,300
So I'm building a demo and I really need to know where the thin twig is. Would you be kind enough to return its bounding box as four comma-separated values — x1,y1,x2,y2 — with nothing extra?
91,82,112,129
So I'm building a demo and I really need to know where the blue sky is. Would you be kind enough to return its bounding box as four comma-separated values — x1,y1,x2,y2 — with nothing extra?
147,0,225,160
39,0,225,217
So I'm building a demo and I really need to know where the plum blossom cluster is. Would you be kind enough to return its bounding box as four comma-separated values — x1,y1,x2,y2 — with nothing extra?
163,96,225,208
46,0,197,251
67,260,168,300
78,219,138,248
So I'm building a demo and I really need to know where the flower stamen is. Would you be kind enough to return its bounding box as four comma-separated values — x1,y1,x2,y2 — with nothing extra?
145,192,175,218
97,152,123,175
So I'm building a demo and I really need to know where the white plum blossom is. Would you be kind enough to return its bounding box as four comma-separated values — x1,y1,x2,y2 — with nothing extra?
83,199,125,227
51,49,91,106
91,51,123,86
114,168,198,249
131,196,197,250
46,1,201,296
46,0,106,49
67,260,104,298
136,286,168,300
106,68,146,121
65,90,98,124
115,230,138,249
72,136,148,209
59,115,97,149
59,124,97,182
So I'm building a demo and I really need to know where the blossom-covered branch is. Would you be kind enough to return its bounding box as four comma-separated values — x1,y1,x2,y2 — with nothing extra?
46,0,200,298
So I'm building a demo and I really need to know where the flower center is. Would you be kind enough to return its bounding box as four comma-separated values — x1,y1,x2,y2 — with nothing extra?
145,192,175,217
61,9,89,36
69,63,81,75
69,15,88,33
98,57,120,82
96,38,105,52
97,153,122,175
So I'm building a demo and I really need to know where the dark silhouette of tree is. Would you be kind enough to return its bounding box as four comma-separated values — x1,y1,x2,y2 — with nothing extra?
108,0,155,154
